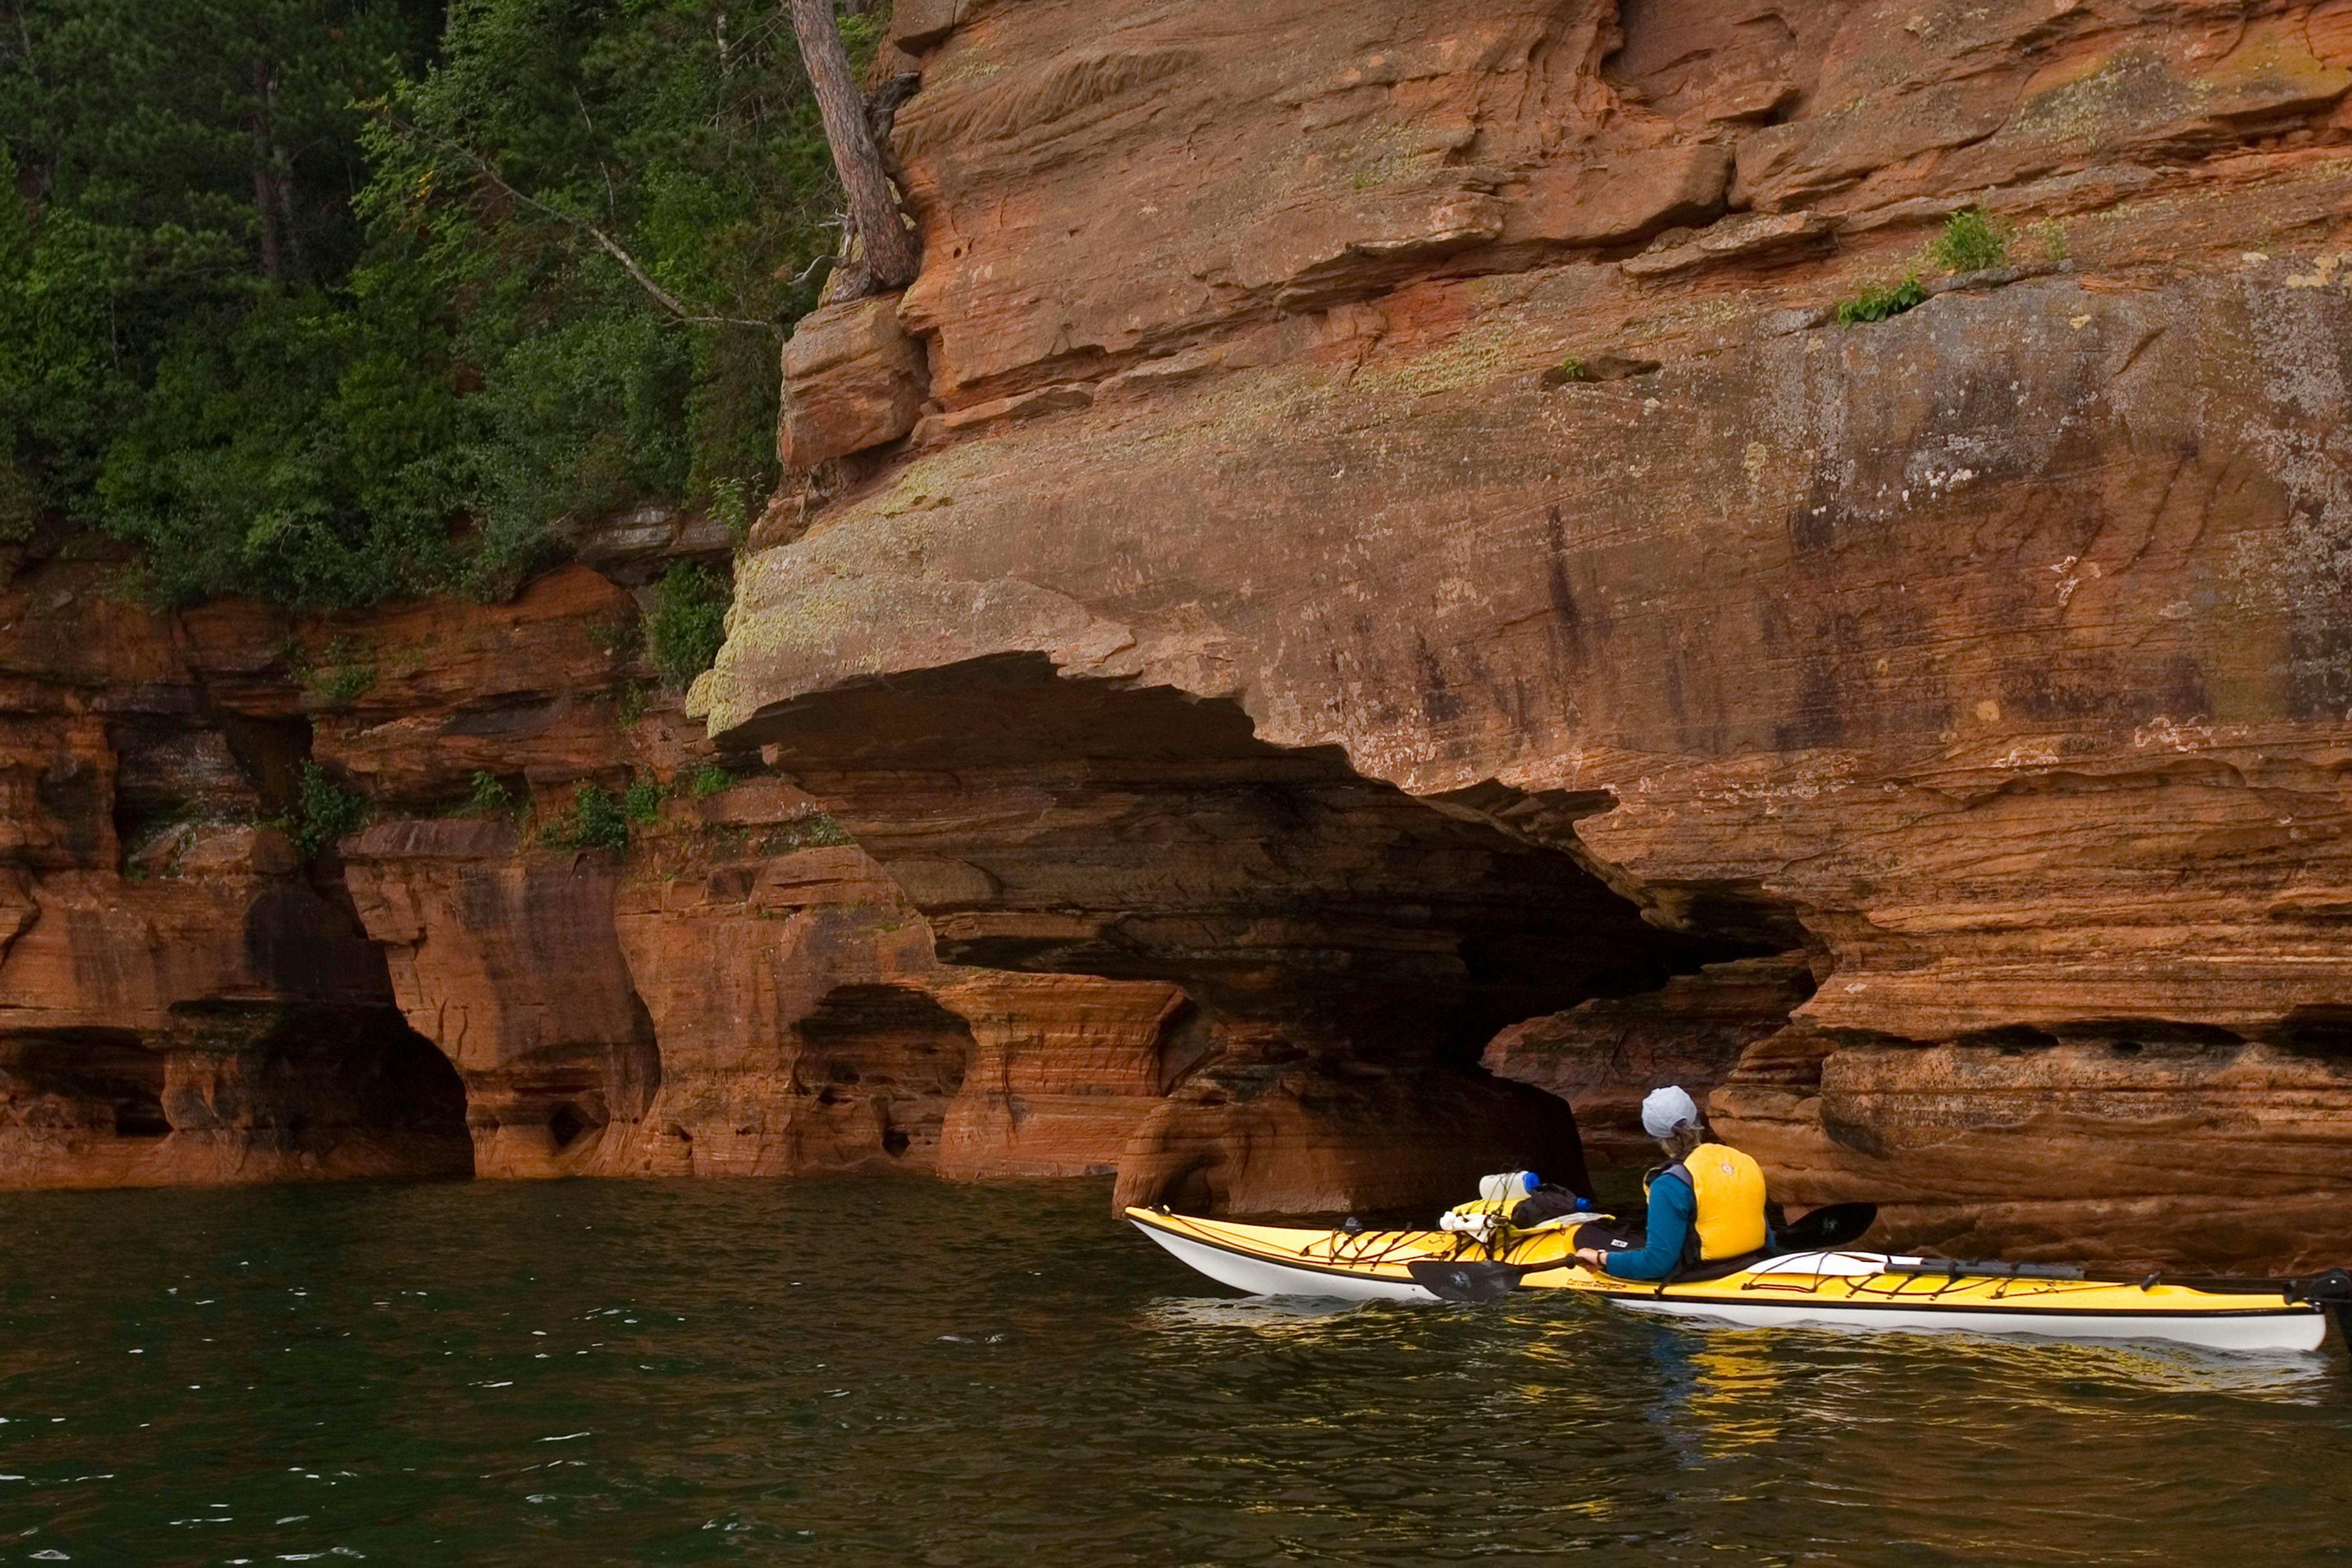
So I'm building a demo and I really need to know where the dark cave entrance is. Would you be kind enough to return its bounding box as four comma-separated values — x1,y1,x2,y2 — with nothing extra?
0,1029,170,1138
0,1007,474,1180
160,1002,476,1175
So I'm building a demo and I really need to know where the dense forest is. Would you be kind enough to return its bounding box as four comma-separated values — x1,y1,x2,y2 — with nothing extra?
0,0,868,608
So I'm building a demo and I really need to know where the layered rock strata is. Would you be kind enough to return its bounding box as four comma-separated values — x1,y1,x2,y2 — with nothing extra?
704,0,2352,1264
0,554,1182,1188
0,559,474,1185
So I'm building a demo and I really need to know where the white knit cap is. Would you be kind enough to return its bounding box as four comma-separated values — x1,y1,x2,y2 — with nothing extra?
1640,1085,1701,1139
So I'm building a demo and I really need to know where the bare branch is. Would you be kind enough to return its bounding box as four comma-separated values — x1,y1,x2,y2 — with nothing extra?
391,118,783,338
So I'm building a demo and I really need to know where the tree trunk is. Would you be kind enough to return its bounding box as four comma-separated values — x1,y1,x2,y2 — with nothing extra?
786,0,918,292
274,143,305,280
250,59,281,284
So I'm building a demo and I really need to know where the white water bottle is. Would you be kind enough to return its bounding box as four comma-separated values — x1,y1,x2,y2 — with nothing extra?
1477,1171,1539,1205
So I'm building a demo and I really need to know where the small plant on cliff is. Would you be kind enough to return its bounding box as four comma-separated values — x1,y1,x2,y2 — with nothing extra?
709,477,755,540
1929,206,2011,274
686,765,736,798
583,620,640,659
283,762,371,861
775,807,854,850
541,773,661,850
1835,275,1928,327
284,635,379,706
547,782,632,852
647,563,732,690
1554,357,1590,383
461,770,519,816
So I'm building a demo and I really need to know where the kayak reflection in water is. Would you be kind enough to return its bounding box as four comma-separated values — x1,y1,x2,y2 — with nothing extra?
1573,1086,1771,1281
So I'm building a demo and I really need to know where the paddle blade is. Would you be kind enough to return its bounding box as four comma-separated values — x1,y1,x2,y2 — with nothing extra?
1406,1259,1526,1302
1778,1203,1878,1251
2286,1267,2352,1349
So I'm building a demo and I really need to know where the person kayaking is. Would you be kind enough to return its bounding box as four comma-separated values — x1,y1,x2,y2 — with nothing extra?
1572,1085,1769,1280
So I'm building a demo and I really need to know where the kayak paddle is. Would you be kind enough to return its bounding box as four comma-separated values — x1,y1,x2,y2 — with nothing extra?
1405,1259,1537,1302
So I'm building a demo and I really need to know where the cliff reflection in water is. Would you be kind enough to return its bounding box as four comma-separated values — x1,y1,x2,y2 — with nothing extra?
0,1177,2343,1566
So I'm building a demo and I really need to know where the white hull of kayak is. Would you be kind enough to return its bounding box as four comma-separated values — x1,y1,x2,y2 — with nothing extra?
1617,1292,2330,1354
1136,1221,1438,1303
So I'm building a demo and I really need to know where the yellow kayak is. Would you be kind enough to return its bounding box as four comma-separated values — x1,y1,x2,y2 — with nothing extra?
1126,1207,2349,1355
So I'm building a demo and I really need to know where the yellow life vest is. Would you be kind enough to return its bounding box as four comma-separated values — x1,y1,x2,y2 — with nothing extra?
1644,1142,1768,1262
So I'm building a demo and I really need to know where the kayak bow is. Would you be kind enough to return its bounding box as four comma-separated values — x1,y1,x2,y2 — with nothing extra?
1127,1207,2341,1355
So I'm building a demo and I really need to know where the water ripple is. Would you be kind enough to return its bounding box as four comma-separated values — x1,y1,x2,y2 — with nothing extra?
0,1177,2344,1565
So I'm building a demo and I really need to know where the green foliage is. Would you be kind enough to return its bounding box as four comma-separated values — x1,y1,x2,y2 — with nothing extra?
1835,275,1928,327
461,768,517,815
282,760,371,860
1,0,456,604
709,475,754,539
2,0,849,606
1929,206,2010,274
615,678,646,728
546,780,631,851
313,665,379,704
646,562,730,690
359,0,848,586
541,772,658,849
287,633,379,704
622,775,663,823
687,764,735,797
1555,358,1589,382
2031,219,2068,262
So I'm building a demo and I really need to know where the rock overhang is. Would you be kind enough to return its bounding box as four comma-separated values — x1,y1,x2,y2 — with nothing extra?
705,650,1748,1046
712,265,2352,1038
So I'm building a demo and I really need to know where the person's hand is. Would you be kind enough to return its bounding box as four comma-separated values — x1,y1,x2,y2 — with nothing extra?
1574,1247,1608,1270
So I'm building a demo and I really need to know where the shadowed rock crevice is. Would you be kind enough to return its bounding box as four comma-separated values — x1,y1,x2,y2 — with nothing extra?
789,982,975,1172
724,652,1772,1213
0,1028,167,1140
462,1031,664,1176
0,1004,474,1186
342,821,667,1178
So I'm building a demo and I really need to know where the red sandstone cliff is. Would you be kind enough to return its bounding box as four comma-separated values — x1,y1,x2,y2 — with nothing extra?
0,541,1183,1190
14,2,2352,1272
694,0,2352,1269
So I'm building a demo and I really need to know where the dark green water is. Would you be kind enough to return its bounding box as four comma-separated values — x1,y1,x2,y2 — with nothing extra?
2,1178,2348,1566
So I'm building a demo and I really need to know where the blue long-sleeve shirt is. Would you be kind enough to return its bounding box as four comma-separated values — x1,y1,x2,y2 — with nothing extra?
1603,1170,1694,1279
